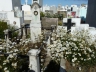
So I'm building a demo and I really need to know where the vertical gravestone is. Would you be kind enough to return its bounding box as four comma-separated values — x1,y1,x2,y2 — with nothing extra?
30,2,41,43
86,0,96,27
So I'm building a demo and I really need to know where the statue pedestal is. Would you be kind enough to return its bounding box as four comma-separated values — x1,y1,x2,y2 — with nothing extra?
28,49,40,72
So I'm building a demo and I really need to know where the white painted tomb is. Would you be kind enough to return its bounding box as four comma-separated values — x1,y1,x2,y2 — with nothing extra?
0,0,21,11
0,11,24,28
28,49,40,72
72,18,81,26
30,2,41,43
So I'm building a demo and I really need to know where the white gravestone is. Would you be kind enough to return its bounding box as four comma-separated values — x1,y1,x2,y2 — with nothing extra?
63,18,90,33
63,18,67,23
75,24,89,31
30,2,41,43
72,18,81,26
28,49,40,72
63,18,81,26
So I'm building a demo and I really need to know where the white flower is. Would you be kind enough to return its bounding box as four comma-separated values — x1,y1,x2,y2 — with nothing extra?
0,65,2,69
88,48,92,52
4,67,7,71
84,59,86,61
79,67,81,70
81,58,83,60
13,53,17,56
3,63,6,65
72,63,75,66
72,59,75,62
0,46,3,49
8,54,13,58
12,62,17,67
5,70,9,72
66,44,69,47
56,49,60,52
56,53,59,57
78,53,81,56
14,49,18,52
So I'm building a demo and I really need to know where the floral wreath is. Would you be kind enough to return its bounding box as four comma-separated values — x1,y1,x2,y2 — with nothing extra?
34,11,38,16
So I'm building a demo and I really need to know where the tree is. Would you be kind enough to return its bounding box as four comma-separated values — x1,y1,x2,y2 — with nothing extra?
45,12,53,18
53,13,58,18
40,11,45,20
58,14,63,20
0,21,8,39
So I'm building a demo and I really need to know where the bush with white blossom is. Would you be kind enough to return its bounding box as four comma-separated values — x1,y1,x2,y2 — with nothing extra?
0,32,45,72
47,28,96,68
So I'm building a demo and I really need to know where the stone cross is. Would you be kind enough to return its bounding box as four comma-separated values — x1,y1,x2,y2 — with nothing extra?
28,49,40,72
63,18,75,32
25,0,28,5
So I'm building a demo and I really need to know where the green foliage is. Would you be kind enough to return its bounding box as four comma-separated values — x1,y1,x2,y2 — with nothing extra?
58,21,62,26
58,14,63,20
53,13,58,18
40,12,45,20
40,12,45,17
7,25,19,38
45,13,53,18
0,21,8,39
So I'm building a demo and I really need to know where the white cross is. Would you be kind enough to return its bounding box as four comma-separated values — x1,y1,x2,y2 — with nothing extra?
25,0,28,5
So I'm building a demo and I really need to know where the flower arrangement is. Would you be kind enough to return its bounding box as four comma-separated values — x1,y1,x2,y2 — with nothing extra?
47,27,96,70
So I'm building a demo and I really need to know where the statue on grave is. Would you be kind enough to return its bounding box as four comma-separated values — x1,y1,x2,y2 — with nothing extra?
30,2,41,43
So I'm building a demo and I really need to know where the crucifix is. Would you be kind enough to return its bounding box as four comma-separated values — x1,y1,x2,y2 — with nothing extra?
25,0,28,5
63,19,75,32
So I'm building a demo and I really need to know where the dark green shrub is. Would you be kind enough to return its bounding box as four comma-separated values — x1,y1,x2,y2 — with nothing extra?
0,21,8,39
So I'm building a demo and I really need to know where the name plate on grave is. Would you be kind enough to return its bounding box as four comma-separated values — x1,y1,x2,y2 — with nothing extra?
14,11,22,17
0,13,7,20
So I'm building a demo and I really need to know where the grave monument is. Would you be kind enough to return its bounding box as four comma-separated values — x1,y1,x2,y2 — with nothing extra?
30,2,41,43
28,1,41,72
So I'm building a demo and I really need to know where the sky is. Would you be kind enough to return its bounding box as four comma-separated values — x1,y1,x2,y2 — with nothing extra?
21,0,88,6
